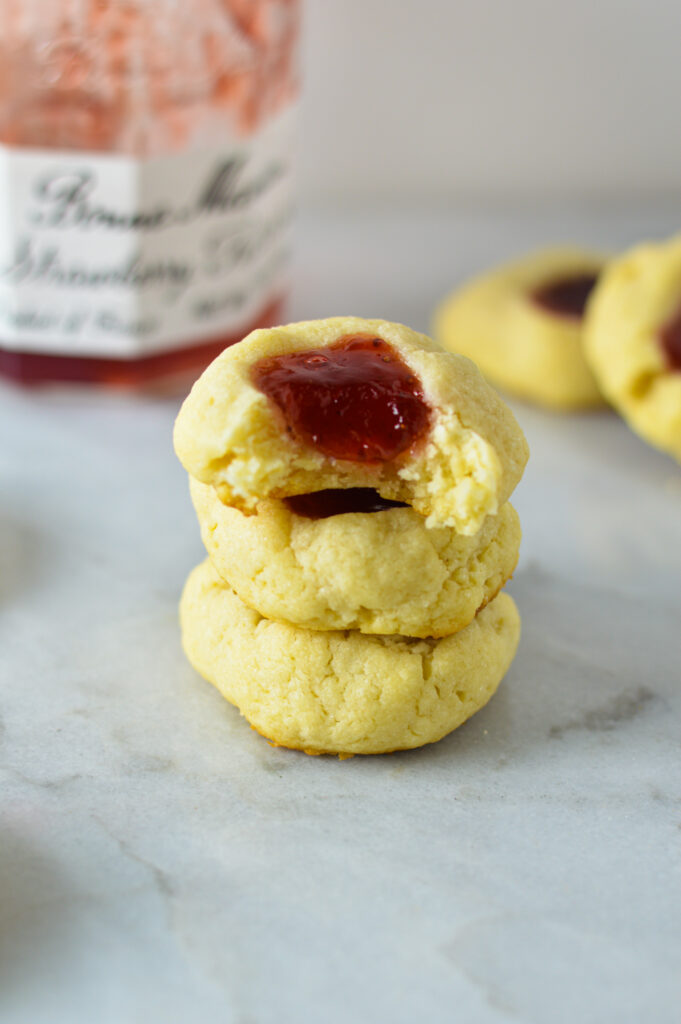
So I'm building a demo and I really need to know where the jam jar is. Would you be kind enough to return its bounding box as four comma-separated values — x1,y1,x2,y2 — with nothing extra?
0,0,299,386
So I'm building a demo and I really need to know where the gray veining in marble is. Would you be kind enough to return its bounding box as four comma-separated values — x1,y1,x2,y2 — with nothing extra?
1,207,680,1024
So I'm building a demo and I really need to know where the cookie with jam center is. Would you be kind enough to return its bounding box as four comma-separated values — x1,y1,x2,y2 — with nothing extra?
432,248,607,411
180,559,521,757
174,316,529,536
583,236,681,462
190,476,521,638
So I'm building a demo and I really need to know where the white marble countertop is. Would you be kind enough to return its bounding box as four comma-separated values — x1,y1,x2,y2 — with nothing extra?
1,207,680,1024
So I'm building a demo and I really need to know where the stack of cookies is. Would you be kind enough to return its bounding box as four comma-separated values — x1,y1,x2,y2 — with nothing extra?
174,317,529,756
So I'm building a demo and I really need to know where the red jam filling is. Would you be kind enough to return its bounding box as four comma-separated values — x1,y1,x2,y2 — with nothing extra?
531,272,598,319
284,488,408,519
658,301,681,372
252,335,430,462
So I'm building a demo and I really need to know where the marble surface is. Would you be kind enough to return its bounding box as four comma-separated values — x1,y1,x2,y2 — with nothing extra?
1,207,680,1024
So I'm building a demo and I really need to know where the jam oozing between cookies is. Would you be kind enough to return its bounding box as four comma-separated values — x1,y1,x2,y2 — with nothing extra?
658,302,681,372
531,273,598,319
284,488,408,519
252,335,431,462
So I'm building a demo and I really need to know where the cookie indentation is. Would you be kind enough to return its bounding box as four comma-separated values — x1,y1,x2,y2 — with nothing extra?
658,300,681,372
252,335,431,462
531,272,598,319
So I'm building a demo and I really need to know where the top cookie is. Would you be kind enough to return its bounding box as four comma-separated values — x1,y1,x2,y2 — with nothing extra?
174,317,529,534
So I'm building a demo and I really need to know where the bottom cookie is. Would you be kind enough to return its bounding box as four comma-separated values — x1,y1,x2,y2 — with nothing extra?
180,560,521,756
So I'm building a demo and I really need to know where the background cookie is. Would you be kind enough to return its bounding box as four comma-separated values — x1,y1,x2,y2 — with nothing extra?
180,559,522,756
191,477,521,638
174,316,529,535
432,248,606,410
584,236,681,462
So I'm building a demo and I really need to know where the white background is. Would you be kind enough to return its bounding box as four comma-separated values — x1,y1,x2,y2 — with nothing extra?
300,0,681,206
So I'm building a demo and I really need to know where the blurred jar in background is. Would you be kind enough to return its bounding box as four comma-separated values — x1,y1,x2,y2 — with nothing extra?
0,0,299,386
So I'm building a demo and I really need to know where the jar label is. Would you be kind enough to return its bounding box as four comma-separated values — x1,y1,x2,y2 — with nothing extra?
0,108,294,356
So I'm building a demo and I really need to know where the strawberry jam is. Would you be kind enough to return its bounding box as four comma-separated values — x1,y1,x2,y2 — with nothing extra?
658,301,681,372
531,273,598,319
252,335,430,462
284,488,408,519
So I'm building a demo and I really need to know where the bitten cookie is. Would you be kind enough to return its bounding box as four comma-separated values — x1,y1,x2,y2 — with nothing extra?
180,559,521,756
584,236,681,462
190,476,521,638
432,248,606,410
174,316,529,535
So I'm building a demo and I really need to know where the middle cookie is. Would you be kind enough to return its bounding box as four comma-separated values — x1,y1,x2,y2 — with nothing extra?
191,477,521,638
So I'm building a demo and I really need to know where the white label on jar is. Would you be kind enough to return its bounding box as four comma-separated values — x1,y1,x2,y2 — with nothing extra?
0,108,295,356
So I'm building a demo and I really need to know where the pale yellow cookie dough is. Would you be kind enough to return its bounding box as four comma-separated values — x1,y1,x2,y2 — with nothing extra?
190,477,521,638
432,248,606,410
174,317,529,535
584,237,681,462
180,559,521,756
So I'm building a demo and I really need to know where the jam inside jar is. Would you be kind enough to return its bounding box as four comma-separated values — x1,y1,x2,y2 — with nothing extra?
531,272,598,319
252,334,431,462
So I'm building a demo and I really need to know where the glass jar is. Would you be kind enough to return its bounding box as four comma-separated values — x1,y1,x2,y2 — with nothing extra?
0,0,299,386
